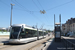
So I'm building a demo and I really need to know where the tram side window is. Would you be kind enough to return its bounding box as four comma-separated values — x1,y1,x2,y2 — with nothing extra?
25,29,37,37
44,32,47,35
39,32,41,36
19,29,38,38
25,29,32,38
44,32,45,35
41,32,43,36
39,31,43,36
32,30,37,37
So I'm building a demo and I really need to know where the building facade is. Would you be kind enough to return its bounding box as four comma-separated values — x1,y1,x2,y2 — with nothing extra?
62,18,75,34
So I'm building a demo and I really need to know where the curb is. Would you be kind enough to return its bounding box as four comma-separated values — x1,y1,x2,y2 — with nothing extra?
29,36,54,50
26,36,52,50
43,37,54,50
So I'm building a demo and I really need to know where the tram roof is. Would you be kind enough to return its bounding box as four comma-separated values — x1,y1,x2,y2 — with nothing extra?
12,24,44,31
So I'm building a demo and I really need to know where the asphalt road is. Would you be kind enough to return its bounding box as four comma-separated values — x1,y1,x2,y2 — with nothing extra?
0,34,53,50
0,37,9,43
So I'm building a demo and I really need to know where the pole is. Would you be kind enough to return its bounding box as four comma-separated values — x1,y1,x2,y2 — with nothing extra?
54,14,55,40
10,3,14,39
54,14,55,32
10,3,15,26
10,4,12,26
59,14,61,31
59,14,61,39
59,14,61,26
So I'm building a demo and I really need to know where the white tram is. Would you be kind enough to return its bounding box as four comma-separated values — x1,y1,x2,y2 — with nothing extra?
9,24,47,43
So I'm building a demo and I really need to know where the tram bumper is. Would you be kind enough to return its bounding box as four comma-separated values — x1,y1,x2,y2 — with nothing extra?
9,39,21,43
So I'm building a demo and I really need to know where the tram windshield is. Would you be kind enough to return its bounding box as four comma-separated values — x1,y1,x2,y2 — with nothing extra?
10,27,21,39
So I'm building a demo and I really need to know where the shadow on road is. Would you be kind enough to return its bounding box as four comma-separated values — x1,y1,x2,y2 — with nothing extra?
1,41,26,45
47,39,66,50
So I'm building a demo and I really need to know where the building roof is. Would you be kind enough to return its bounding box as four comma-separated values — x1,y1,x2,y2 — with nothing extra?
55,23,60,25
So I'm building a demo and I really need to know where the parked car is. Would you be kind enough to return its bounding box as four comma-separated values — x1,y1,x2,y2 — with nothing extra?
66,32,70,36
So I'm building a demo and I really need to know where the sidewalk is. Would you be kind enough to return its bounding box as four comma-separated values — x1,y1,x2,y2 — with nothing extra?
0,35,9,38
46,39,66,50
62,36,75,44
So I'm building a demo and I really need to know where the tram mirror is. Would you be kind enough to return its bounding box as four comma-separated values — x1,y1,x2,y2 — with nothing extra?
21,29,24,33
10,26,12,32
22,25,24,31
22,28,24,32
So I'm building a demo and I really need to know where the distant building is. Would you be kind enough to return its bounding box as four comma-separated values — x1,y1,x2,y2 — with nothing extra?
62,18,75,34
0,27,6,31
0,27,10,32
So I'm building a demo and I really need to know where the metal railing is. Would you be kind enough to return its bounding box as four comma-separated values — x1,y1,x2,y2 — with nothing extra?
62,37,75,50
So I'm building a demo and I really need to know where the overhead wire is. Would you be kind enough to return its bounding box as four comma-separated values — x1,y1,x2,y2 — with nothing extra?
32,0,40,10
37,0,58,29
31,14,44,23
37,0,43,10
12,0,45,24
37,0,50,23
0,0,29,12
1,0,74,12
0,0,45,24
1,0,74,26
46,0,74,11
44,0,74,27
11,0,39,12
32,0,49,24
11,0,30,12
0,0,10,7
15,0,31,12
15,0,49,24
36,0,74,26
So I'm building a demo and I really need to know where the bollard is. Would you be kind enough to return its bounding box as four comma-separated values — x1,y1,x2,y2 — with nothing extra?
72,44,74,50
66,40,67,50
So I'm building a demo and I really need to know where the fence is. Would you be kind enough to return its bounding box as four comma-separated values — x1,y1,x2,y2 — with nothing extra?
0,31,10,35
62,37,75,50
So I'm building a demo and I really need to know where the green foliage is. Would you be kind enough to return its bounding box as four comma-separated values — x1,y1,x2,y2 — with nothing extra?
0,30,7,32
46,30,51,33
0,30,1,31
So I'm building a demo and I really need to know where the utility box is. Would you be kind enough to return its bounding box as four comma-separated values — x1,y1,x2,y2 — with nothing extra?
55,23,61,42
54,14,61,42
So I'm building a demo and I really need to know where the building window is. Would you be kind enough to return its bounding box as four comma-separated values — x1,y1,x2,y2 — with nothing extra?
63,28,65,30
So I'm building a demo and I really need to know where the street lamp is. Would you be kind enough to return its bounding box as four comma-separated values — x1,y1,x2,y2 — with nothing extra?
10,3,15,26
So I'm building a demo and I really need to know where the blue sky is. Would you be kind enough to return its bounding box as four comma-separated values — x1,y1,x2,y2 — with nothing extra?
0,0,75,30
